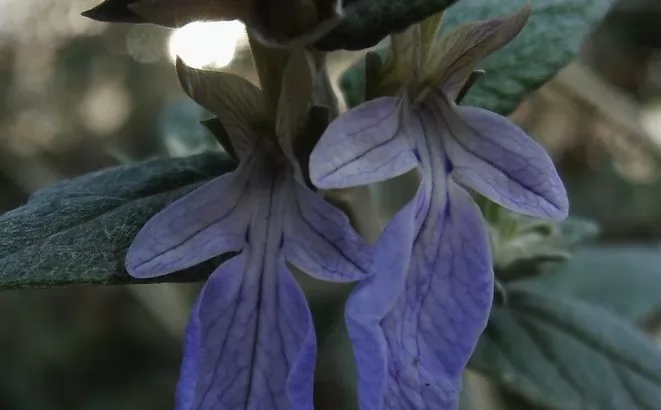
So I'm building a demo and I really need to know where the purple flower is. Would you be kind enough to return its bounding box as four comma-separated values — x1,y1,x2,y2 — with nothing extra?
126,59,371,409
310,6,568,409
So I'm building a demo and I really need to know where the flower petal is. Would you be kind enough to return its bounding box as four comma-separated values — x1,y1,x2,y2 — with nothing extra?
176,253,316,409
310,97,418,189
175,297,202,410
176,59,265,161
285,182,372,282
427,5,531,101
126,168,252,278
344,187,422,410
431,95,569,220
383,180,493,409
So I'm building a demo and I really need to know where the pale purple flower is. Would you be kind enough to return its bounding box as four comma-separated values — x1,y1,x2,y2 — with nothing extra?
126,60,371,409
310,7,568,410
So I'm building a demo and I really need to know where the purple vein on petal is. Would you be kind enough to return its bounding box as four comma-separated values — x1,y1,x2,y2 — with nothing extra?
310,97,418,189
429,93,568,221
126,165,253,278
345,186,423,410
383,180,492,410
285,181,372,282
175,175,317,410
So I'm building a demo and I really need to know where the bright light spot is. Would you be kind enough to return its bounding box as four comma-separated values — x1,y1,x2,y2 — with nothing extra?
168,20,246,69
79,81,132,137
640,102,661,146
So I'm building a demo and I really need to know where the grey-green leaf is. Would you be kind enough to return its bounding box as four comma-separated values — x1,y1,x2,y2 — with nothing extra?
340,0,615,113
469,288,661,409
559,216,600,248
85,0,460,51
315,0,460,50
0,153,235,289
516,246,661,323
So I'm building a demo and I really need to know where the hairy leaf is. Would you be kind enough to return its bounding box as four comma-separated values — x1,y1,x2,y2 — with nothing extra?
81,0,244,26
0,153,236,289
470,288,661,409
517,246,661,323
340,0,615,112
83,0,461,51
316,0,460,50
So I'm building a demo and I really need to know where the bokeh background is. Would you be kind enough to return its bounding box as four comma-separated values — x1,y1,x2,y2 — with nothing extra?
1,0,661,409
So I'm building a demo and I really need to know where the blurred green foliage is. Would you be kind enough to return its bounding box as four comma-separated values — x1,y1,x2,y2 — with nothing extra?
0,286,182,409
